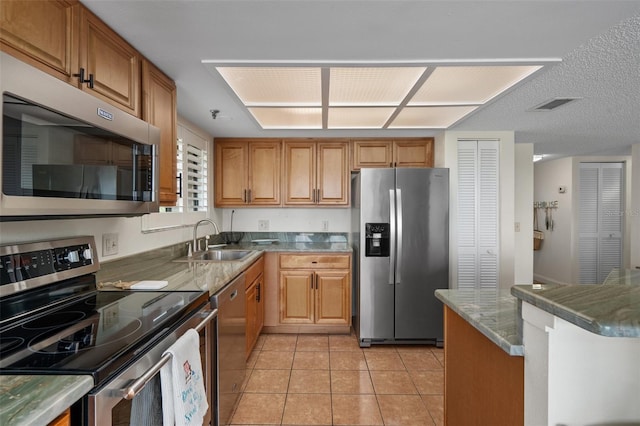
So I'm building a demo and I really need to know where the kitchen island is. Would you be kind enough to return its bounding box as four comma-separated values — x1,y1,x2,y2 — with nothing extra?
436,270,640,426
435,289,524,425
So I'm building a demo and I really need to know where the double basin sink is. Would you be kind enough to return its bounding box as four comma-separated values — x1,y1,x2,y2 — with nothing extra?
174,249,253,263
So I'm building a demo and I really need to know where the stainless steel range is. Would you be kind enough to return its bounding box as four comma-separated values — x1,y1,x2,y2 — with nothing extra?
0,236,216,425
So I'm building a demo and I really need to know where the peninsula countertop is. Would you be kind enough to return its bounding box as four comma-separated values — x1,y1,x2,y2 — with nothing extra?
435,288,523,356
511,271,640,338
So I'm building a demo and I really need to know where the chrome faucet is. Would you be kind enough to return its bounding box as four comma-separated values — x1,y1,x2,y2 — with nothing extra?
191,219,220,254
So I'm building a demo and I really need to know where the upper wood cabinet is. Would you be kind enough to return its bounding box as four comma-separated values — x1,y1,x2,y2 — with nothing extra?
0,0,79,82
78,6,140,117
352,138,434,169
283,140,349,206
2,2,143,118
142,59,177,205
215,139,281,207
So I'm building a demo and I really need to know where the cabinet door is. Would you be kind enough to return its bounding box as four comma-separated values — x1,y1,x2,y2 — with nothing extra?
256,275,264,336
317,141,349,205
246,281,258,357
393,139,433,167
78,6,140,117
248,141,281,205
48,408,71,426
142,60,177,205
0,0,77,82
214,140,248,206
283,141,316,205
279,270,314,324
352,141,392,170
315,270,351,325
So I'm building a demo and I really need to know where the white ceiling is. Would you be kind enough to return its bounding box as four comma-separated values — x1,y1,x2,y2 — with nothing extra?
81,0,640,160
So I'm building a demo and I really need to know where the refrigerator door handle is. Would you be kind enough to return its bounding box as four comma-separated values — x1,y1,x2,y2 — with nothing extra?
396,188,403,285
389,189,396,285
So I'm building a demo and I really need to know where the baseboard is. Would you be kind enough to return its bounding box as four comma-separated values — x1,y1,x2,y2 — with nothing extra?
532,272,570,286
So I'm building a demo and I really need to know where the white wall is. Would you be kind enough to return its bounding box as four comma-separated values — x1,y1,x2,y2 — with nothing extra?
533,154,634,284
217,207,351,233
533,157,574,285
0,214,193,262
514,144,534,284
436,130,525,290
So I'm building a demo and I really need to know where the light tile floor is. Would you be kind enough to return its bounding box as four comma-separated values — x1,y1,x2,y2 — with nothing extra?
230,332,444,425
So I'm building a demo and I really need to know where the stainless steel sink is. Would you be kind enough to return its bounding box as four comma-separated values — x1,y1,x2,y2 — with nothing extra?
175,249,252,262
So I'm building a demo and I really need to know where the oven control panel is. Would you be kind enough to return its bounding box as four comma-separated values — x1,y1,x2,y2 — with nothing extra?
0,237,98,288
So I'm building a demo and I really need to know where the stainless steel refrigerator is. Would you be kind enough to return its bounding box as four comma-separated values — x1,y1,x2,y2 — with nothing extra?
351,167,449,347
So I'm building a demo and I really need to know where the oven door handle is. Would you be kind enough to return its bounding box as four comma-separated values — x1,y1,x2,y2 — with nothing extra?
121,308,217,400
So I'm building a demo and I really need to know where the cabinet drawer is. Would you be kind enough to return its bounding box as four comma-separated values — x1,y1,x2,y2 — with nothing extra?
279,254,350,269
245,255,264,288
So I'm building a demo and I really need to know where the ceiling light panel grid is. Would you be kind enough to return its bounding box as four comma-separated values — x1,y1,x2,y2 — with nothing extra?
213,63,545,129
329,67,426,106
410,65,542,105
217,67,321,106
248,107,322,129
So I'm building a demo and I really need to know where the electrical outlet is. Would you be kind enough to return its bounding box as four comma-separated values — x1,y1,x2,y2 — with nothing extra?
322,220,329,231
258,220,269,231
102,233,119,256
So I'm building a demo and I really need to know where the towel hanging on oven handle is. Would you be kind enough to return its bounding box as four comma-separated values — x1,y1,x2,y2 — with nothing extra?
121,309,217,400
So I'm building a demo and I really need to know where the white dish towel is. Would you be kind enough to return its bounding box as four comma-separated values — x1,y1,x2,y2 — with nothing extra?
160,329,208,426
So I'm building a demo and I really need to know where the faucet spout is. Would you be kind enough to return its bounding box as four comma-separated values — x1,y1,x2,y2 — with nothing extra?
192,219,220,254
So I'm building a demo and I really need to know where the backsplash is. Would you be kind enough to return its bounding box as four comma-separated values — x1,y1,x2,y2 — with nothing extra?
209,232,348,245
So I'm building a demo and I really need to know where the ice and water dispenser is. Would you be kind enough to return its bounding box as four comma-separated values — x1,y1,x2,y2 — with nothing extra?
365,223,390,257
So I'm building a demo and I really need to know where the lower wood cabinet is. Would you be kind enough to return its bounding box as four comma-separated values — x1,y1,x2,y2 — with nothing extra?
245,255,265,357
48,408,70,426
444,306,523,425
278,253,351,328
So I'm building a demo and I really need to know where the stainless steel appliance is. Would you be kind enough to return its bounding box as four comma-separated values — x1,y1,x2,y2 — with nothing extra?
211,273,246,426
0,52,159,219
351,167,449,347
0,237,215,425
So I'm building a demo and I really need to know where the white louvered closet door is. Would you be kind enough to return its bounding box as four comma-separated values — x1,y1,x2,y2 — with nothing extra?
579,163,624,284
457,140,500,289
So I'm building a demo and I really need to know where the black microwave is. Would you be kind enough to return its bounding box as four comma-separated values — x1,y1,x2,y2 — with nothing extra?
0,53,159,220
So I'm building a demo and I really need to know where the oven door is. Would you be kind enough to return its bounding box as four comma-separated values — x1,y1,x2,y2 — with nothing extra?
85,303,216,426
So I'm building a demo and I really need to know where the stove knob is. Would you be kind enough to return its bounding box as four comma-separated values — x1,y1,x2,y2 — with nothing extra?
82,248,93,260
66,251,80,263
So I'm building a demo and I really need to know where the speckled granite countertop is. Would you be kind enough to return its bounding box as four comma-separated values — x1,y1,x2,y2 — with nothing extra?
511,279,640,338
435,289,523,356
3,235,352,425
0,375,93,425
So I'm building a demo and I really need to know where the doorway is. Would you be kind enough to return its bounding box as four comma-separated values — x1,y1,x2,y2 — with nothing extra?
578,162,624,284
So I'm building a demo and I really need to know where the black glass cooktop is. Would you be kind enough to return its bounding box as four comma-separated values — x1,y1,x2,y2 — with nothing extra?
0,283,207,385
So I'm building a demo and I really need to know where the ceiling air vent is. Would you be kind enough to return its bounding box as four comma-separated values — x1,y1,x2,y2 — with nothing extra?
531,97,580,111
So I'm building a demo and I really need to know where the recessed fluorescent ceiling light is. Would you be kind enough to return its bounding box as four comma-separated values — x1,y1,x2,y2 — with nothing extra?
328,107,396,129
248,107,322,129
213,64,544,129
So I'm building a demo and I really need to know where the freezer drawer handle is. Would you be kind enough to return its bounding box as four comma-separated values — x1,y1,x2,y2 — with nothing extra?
121,309,217,400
